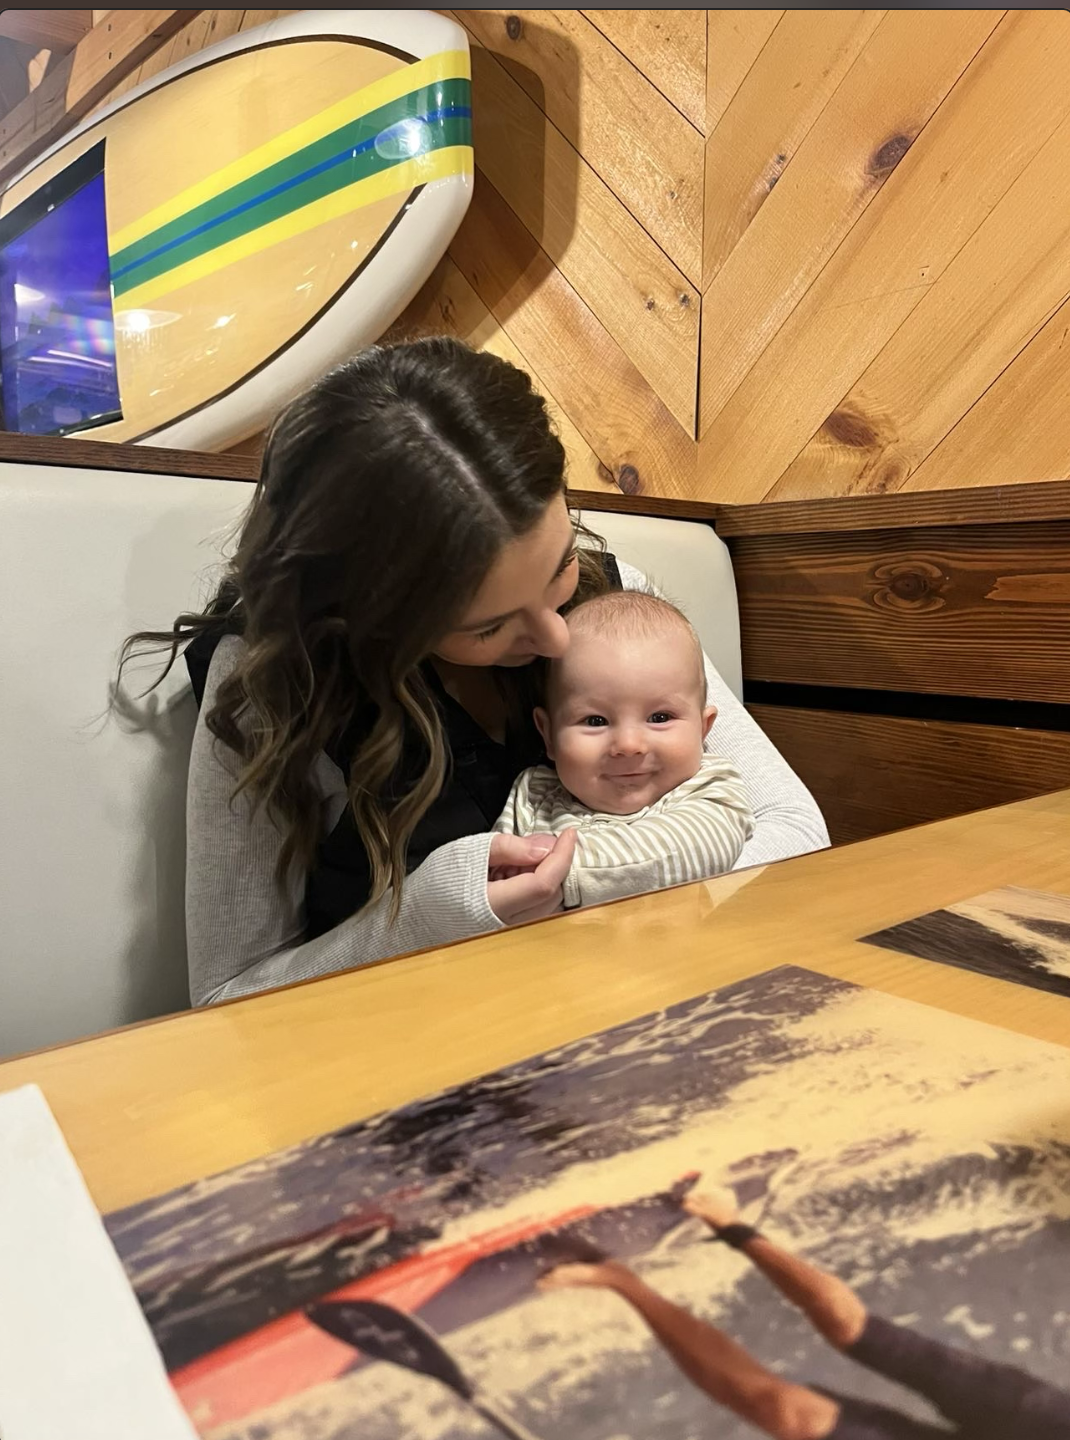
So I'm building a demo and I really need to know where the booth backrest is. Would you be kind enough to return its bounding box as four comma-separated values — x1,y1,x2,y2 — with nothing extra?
1,464,248,1058
576,508,742,702
0,464,739,1057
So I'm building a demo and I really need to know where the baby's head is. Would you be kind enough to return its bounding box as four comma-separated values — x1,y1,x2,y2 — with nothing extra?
535,590,716,815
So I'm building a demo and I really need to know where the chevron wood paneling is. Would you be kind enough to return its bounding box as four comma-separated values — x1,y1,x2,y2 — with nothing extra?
73,10,1070,507
697,7,1070,505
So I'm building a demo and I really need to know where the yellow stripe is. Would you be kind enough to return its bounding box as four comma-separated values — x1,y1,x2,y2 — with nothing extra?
113,146,472,311
109,48,471,253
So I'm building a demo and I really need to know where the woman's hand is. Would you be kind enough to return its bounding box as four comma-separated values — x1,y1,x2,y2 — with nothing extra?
487,829,577,925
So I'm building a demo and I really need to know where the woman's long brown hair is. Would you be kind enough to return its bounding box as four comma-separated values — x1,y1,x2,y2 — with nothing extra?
117,338,608,912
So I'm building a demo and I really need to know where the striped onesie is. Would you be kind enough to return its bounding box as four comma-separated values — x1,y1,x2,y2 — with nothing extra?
493,753,755,911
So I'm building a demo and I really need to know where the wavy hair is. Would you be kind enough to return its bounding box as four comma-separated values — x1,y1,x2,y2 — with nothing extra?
118,338,608,911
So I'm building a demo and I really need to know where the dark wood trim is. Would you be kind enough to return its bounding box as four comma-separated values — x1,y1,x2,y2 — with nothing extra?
729,519,1070,704
568,489,722,522
0,434,732,515
748,703,1070,846
744,681,1070,733
715,477,1070,537
0,432,259,481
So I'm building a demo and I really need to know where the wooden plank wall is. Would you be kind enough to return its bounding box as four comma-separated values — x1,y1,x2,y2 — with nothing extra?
12,10,1070,844
404,8,1070,508
723,485,1070,844
61,10,1070,509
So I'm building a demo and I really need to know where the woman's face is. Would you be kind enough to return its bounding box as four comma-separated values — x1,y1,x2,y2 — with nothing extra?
435,497,579,668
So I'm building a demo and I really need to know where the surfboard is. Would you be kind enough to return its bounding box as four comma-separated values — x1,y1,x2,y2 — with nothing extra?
0,10,474,449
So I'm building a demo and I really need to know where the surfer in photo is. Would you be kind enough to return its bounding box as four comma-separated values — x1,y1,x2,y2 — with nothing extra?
541,1188,1070,1440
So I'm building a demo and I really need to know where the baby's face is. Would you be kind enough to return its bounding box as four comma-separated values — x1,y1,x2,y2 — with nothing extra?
536,627,715,815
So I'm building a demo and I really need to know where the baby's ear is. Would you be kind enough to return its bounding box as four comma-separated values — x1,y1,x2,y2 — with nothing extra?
534,706,554,758
702,704,718,739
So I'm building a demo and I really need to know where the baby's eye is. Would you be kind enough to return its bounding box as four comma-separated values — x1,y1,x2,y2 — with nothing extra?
582,715,608,728
648,711,674,724
475,621,505,641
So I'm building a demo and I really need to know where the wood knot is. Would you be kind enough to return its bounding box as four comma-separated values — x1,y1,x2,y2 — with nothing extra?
617,464,641,495
767,151,788,191
823,408,879,449
644,296,656,311
504,14,523,40
868,133,912,179
866,559,946,614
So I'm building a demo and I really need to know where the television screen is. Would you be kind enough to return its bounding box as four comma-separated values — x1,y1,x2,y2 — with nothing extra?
0,144,122,436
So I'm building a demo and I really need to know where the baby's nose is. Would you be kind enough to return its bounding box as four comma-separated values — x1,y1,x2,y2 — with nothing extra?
611,726,646,754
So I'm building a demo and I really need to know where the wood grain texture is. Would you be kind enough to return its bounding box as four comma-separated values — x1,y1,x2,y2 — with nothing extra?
730,521,1070,701
0,8,199,181
87,12,296,116
715,477,1070,536
0,10,92,50
12,7,1068,506
702,8,886,290
3,788,1070,1211
706,9,782,134
392,256,618,495
582,9,705,131
699,8,1003,441
703,9,1070,502
775,107,1070,500
749,705,1070,845
0,430,258,480
570,489,721,523
904,296,1070,495
459,24,701,433
449,174,697,499
457,9,703,283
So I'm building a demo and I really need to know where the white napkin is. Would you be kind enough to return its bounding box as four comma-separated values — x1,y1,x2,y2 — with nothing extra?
0,1083,198,1440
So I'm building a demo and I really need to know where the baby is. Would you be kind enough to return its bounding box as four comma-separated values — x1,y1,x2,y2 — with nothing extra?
494,589,754,910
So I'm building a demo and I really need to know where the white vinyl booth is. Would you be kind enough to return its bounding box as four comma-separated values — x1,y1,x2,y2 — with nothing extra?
0,460,742,1058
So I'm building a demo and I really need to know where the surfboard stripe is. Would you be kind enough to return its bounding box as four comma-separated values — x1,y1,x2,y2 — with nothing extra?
113,144,472,311
111,79,471,288
111,109,471,299
107,47,471,254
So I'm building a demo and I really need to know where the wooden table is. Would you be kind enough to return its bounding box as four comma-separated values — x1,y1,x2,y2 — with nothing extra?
3,789,1069,1216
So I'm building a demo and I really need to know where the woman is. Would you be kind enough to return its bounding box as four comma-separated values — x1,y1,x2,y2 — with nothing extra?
122,339,827,1004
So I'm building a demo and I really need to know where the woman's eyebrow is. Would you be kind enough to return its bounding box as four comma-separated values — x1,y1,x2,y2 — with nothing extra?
456,537,576,632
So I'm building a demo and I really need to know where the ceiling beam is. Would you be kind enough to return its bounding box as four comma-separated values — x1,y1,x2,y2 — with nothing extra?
0,9,200,184
0,11,93,52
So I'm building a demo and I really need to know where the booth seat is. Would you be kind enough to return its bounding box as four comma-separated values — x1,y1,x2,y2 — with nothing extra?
0,462,741,1057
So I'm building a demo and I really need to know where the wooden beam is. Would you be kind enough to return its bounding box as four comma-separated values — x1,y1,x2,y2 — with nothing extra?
0,430,259,482
0,9,199,183
0,35,34,114
715,477,1070,537
0,10,92,52
731,519,1070,703
748,704,1070,845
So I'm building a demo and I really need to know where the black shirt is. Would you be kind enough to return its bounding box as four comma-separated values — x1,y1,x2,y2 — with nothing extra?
185,553,622,936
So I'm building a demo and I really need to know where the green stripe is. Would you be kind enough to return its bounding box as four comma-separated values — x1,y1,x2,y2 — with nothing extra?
111,78,471,297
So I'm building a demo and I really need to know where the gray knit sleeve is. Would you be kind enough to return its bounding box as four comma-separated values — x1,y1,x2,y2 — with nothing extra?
616,560,830,867
185,637,503,1004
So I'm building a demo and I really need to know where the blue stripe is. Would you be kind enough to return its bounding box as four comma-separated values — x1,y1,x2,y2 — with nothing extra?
110,104,472,284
